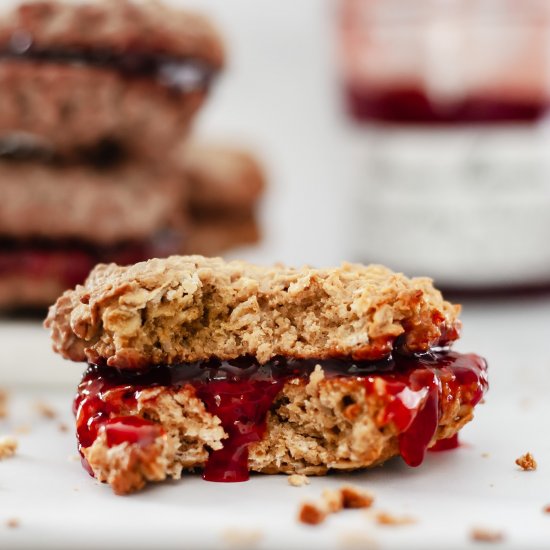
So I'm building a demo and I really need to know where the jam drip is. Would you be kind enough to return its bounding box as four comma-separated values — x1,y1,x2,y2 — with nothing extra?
195,380,286,482
429,433,460,452
74,351,488,482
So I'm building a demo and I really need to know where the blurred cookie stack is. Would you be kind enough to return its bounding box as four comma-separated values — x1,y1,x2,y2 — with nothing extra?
182,143,264,256
0,0,264,311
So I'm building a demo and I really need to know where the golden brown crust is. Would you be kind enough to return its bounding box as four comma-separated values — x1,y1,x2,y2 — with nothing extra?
81,368,475,494
0,0,224,69
45,256,461,368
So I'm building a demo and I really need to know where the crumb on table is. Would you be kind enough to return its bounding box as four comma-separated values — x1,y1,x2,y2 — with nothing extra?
6,518,19,529
470,527,505,543
288,474,310,487
298,502,327,526
34,400,56,419
15,425,31,435
374,511,416,526
0,436,17,460
340,486,374,509
299,485,375,526
322,489,344,513
516,452,537,471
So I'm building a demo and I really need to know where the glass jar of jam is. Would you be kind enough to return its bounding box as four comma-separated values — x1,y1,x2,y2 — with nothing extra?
340,0,550,292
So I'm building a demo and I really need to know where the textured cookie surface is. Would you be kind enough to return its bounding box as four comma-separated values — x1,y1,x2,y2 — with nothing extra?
81,367,474,495
0,0,224,68
45,255,461,368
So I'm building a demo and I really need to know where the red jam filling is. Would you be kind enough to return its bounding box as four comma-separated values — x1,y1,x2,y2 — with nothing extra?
346,85,548,123
74,351,488,483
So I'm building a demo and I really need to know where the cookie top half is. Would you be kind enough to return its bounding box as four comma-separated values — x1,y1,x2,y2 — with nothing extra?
0,0,224,68
45,256,461,369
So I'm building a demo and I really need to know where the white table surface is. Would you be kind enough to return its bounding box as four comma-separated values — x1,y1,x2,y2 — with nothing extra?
2,297,550,549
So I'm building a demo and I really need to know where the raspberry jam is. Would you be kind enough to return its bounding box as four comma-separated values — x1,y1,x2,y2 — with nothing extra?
346,86,547,123
74,351,488,482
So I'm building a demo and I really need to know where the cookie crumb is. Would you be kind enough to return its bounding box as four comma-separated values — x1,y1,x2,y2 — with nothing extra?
374,511,416,526
0,389,8,418
340,486,374,509
14,425,31,435
481,453,490,458
222,528,263,548
35,400,56,419
288,474,310,487
6,518,19,529
58,423,69,433
299,502,327,526
542,504,550,514
322,489,344,513
0,436,17,460
300,486,375,525
470,527,504,543
516,452,537,471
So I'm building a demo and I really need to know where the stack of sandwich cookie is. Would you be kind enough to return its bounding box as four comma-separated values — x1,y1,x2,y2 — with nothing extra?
45,256,488,495
0,0,223,158
0,0,224,310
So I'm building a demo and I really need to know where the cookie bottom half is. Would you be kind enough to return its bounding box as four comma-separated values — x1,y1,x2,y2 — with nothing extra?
74,351,488,494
